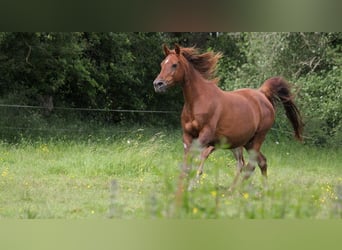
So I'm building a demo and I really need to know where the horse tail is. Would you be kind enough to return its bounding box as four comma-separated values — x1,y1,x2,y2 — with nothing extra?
259,77,304,141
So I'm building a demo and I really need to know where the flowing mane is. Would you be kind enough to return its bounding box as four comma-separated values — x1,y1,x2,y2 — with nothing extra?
178,46,222,82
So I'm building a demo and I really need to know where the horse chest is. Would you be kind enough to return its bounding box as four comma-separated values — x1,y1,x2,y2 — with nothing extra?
183,119,199,136
182,98,219,138
182,112,216,138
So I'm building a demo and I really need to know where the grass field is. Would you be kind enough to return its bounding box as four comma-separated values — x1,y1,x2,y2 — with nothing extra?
0,125,341,219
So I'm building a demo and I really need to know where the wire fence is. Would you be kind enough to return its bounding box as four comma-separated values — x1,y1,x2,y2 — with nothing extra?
0,103,180,137
0,103,316,143
0,104,178,114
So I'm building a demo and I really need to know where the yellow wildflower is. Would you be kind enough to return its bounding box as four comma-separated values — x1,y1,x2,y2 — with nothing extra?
40,144,49,153
192,207,198,214
243,192,249,199
1,167,9,177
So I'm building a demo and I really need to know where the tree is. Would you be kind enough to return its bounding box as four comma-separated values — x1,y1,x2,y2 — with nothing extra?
0,32,341,144
0,32,92,110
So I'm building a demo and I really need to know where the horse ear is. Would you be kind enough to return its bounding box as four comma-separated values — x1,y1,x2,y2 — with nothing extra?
175,43,181,55
163,44,170,56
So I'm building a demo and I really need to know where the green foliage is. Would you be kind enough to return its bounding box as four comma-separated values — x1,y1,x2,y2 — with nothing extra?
297,67,342,145
0,33,86,102
0,32,341,145
0,32,181,119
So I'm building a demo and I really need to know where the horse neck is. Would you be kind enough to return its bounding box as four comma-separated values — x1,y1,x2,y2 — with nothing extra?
181,67,218,106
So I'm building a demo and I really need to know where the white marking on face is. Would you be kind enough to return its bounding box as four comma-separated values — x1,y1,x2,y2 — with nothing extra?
183,143,187,149
164,58,169,64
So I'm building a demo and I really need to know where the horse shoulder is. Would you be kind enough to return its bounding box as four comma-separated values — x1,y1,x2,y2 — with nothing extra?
181,107,198,136
181,101,219,138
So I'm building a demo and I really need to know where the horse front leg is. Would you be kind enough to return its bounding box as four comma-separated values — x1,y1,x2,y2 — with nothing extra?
188,146,215,191
196,145,215,177
182,133,193,173
187,145,215,191
187,126,216,189
175,133,193,207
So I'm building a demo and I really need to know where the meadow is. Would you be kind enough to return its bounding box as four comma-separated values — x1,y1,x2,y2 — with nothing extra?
0,125,341,219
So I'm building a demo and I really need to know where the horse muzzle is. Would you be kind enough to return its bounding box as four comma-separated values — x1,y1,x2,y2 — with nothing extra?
153,79,168,93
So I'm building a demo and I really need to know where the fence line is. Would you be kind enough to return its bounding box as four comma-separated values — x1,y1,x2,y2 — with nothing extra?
0,125,316,143
0,125,295,135
0,125,138,134
0,104,178,114
0,103,316,141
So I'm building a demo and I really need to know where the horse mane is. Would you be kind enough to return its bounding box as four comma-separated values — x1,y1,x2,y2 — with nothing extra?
178,46,222,83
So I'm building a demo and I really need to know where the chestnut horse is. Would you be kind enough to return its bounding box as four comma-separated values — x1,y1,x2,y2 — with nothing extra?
153,44,303,192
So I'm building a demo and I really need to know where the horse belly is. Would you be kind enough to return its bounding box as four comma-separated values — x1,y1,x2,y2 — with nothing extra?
216,104,259,148
216,128,256,148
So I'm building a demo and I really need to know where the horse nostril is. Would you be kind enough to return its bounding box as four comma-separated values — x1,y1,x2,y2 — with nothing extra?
153,80,167,92
154,80,164,87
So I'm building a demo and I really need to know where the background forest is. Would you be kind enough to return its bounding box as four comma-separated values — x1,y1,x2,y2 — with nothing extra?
0,32,341,146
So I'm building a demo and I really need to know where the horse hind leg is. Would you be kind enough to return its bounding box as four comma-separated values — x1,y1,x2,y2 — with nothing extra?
257,152,269,189
243,136,266,180
229,147,245,191
243,136,268,182
243,149,258,180
257,152,267,177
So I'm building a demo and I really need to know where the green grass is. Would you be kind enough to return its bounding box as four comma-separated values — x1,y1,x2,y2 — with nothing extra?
0,126,341,219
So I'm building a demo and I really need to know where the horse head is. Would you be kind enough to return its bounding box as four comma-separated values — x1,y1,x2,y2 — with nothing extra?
153,44,185,93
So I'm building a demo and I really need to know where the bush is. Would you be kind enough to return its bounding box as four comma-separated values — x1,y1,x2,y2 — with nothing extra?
297,68,342,146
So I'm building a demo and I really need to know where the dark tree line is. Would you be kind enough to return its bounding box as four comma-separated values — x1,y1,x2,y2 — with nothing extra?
0,32,341,145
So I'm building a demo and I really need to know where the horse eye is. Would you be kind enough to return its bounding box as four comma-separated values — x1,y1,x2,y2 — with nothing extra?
172,63,177,68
